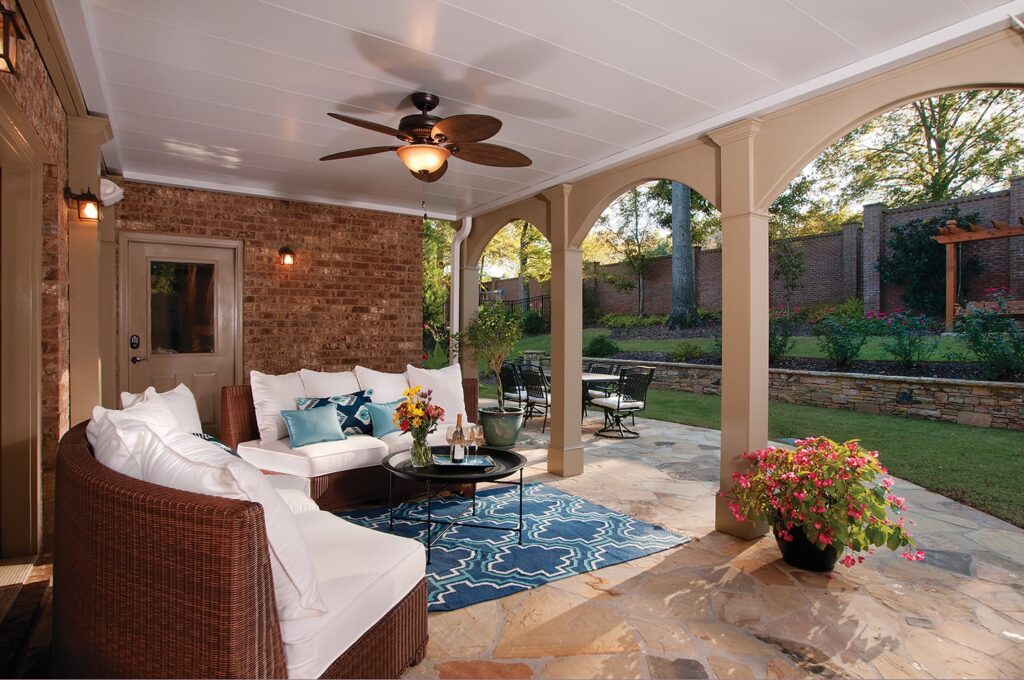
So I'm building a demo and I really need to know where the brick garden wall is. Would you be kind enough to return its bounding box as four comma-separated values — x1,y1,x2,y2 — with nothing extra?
116,181,424,377
595,358,1024,431
1,0,70,551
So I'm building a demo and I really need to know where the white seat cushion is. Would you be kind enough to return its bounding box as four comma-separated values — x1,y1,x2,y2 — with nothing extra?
251,370,307,443
120,383,203,433
127,422,326,622
236,435,388,478
353,366,409,403
282,512,425,678
406,364,466,423
503,389,527,401
588,388,610,399
527,394,551,405
275,487,321,515
591,395,644,411
299,369,360,398
379,424,474,456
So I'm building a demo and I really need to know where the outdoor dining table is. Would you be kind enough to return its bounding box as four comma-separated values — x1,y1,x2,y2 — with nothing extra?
541,369,619,386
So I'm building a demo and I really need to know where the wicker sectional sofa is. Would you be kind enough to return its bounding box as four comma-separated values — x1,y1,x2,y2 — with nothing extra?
54,421,428,678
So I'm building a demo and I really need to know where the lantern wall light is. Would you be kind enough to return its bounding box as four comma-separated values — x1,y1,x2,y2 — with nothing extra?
65,187,101,222
0,5,24,75
278,247,295,266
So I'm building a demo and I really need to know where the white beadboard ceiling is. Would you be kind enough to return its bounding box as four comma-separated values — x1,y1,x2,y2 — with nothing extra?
54,0,1024,219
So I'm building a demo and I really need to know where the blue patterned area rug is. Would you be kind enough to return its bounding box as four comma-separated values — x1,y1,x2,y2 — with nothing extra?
336,483,690,611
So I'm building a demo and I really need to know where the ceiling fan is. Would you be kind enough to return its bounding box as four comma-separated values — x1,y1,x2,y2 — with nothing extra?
319,92,531,182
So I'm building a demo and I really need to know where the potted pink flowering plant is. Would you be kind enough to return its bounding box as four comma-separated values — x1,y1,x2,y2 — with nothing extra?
723,437,924,571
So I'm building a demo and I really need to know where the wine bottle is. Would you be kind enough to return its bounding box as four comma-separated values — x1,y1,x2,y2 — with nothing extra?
451,413,467,463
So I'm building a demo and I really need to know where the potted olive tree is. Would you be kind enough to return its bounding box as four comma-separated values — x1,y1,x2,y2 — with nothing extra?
457,303,525,446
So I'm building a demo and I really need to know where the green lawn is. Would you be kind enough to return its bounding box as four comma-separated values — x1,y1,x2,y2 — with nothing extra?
482,383,1024,526
515,329,967,362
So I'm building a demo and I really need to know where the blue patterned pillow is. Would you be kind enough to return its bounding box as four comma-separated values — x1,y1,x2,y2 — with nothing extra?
192,432,239,457
296,389,374,435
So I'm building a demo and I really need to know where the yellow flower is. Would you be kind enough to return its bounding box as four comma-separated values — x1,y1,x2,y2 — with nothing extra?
412,417,422,428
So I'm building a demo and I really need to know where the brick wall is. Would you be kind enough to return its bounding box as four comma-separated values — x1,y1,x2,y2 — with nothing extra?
865,183,1024,312
116,181,424,377
1,0,70,551
596,358,1024,431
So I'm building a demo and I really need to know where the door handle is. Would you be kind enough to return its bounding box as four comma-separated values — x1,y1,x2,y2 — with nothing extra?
130,356,147,364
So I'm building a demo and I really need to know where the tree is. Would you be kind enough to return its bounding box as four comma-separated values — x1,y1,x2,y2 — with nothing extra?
667,182,698,328
771,234,807,311
479,220,550,306
814,89,1024,209
422,219,454,328
592,184,670,314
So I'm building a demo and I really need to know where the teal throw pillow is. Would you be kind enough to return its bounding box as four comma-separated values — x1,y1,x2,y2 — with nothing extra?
366,398,405,437
281,405,346,448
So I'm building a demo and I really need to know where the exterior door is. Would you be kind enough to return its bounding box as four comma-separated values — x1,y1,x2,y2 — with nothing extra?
123,236,240,434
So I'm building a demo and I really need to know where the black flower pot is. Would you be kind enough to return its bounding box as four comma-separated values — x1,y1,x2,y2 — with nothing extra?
774,522,840,572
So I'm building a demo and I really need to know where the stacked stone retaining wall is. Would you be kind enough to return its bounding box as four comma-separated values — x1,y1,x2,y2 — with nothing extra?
588,357,1024,430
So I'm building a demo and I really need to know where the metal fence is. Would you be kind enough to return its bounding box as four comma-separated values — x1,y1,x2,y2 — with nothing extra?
480,293,551,322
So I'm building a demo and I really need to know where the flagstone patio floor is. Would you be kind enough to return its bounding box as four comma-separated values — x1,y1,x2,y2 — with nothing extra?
407,409,1024,679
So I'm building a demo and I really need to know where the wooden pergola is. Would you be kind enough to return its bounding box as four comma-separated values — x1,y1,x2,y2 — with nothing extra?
932,218,1024,331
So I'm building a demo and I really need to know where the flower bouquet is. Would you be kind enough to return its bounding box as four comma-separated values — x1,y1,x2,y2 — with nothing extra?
394,385,445,467
723,437,924,571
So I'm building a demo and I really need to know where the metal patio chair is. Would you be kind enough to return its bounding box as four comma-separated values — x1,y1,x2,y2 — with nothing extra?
520,363,551,433
591,366,655,438
499,361,526,409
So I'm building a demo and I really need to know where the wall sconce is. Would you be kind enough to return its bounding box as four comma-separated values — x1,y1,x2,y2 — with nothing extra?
0,5,24,75
278,246,295,266
65,187,101,222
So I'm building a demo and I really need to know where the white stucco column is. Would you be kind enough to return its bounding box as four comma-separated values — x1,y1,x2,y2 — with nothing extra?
456,238,480,379
708,120,770,539
545,184,584,476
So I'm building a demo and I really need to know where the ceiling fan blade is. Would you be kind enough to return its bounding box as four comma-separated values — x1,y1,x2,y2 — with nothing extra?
319,146,399,161
327,112,412,141
431,114,502,144
411,160,448,183
450,142,531,167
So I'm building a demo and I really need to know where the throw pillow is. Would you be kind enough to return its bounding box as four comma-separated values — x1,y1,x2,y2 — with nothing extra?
131,421,327,622
281,406,346,448
295,390,374,435
120,383,203,433
250,370,307,443
192,432,238,457
353,366,409,403
86,393,180,478
365,398,405,437
298,369,360,398
406,363,466,424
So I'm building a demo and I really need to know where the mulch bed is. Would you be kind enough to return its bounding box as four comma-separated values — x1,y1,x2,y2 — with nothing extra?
608,351,1008,382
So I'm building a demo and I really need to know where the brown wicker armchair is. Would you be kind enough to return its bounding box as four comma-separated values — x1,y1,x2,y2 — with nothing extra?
54,421,428,679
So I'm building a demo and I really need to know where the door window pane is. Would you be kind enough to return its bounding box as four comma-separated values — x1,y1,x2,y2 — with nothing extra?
150,261,215,354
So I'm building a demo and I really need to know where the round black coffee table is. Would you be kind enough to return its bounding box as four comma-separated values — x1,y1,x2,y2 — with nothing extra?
382,446,528,563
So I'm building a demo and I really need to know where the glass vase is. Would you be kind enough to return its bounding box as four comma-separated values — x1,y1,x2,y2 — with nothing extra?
410,436,432,468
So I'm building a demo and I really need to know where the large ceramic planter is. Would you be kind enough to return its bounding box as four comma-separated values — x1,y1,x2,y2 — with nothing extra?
478,407,525,447
774,522,839,572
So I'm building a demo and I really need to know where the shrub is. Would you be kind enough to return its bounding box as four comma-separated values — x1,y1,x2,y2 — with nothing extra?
668,341,705,363
768,312,796,363
881,312,939,368
521,309,547,334
598,313,667,329
954,289,1024,380
584,334,621,358
698,308,722,323
814,314,868,367
711,335,723,358
877,208,981,316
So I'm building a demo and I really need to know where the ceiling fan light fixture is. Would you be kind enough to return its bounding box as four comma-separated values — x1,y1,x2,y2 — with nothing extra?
396,144,450,174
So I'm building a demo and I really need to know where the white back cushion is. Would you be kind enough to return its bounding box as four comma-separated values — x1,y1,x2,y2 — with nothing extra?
406,364,466,424
353,366,409,403
250,370,307,443
298,369,360,398
121,383,203,433
132,422,327,621
86,393,179,478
